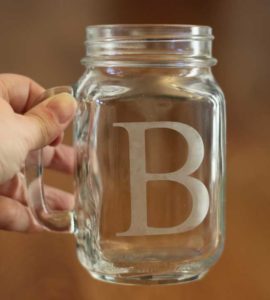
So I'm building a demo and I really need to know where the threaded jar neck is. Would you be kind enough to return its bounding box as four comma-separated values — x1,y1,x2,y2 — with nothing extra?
82,24,217,67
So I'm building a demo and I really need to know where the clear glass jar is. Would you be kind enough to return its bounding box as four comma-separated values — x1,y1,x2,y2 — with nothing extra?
26,24,226,285
74,25,226,284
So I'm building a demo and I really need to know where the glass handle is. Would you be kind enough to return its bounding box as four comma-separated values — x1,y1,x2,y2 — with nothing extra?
24,86,75,232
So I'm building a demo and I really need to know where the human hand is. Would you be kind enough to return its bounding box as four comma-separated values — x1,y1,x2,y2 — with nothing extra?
0,74,77,232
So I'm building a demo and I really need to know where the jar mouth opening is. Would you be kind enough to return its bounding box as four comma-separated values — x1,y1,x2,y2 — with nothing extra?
84,24,216,67
86,24,214,42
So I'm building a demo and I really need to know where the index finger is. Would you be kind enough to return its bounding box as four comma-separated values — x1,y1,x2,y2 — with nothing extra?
0,73,44,113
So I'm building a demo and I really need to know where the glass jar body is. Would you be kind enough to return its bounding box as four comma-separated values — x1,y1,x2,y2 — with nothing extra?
73,64,226,285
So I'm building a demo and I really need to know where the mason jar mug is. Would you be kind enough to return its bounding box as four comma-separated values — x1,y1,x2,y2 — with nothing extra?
25,25,226,285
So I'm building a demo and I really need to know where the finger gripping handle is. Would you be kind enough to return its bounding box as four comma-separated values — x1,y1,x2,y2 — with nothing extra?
24,86,75,232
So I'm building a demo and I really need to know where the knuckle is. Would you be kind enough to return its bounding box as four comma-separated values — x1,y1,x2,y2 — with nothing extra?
0,198,19,229
0,197,30,231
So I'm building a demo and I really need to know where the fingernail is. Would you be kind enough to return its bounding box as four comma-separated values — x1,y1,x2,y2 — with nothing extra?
46,93,77,123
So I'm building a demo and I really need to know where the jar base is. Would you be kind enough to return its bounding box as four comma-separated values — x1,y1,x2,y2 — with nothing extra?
90,270,208,286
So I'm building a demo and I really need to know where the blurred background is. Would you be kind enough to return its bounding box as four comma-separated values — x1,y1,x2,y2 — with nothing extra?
0,0,269,299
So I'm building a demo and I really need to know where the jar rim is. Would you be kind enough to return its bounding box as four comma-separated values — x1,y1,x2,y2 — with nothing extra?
86,24,213,42
83,24,216,67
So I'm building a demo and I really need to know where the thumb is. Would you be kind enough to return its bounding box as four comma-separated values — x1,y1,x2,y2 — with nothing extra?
23,93,77,151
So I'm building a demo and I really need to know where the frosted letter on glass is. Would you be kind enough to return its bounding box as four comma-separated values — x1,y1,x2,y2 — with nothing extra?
113,122,209,236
